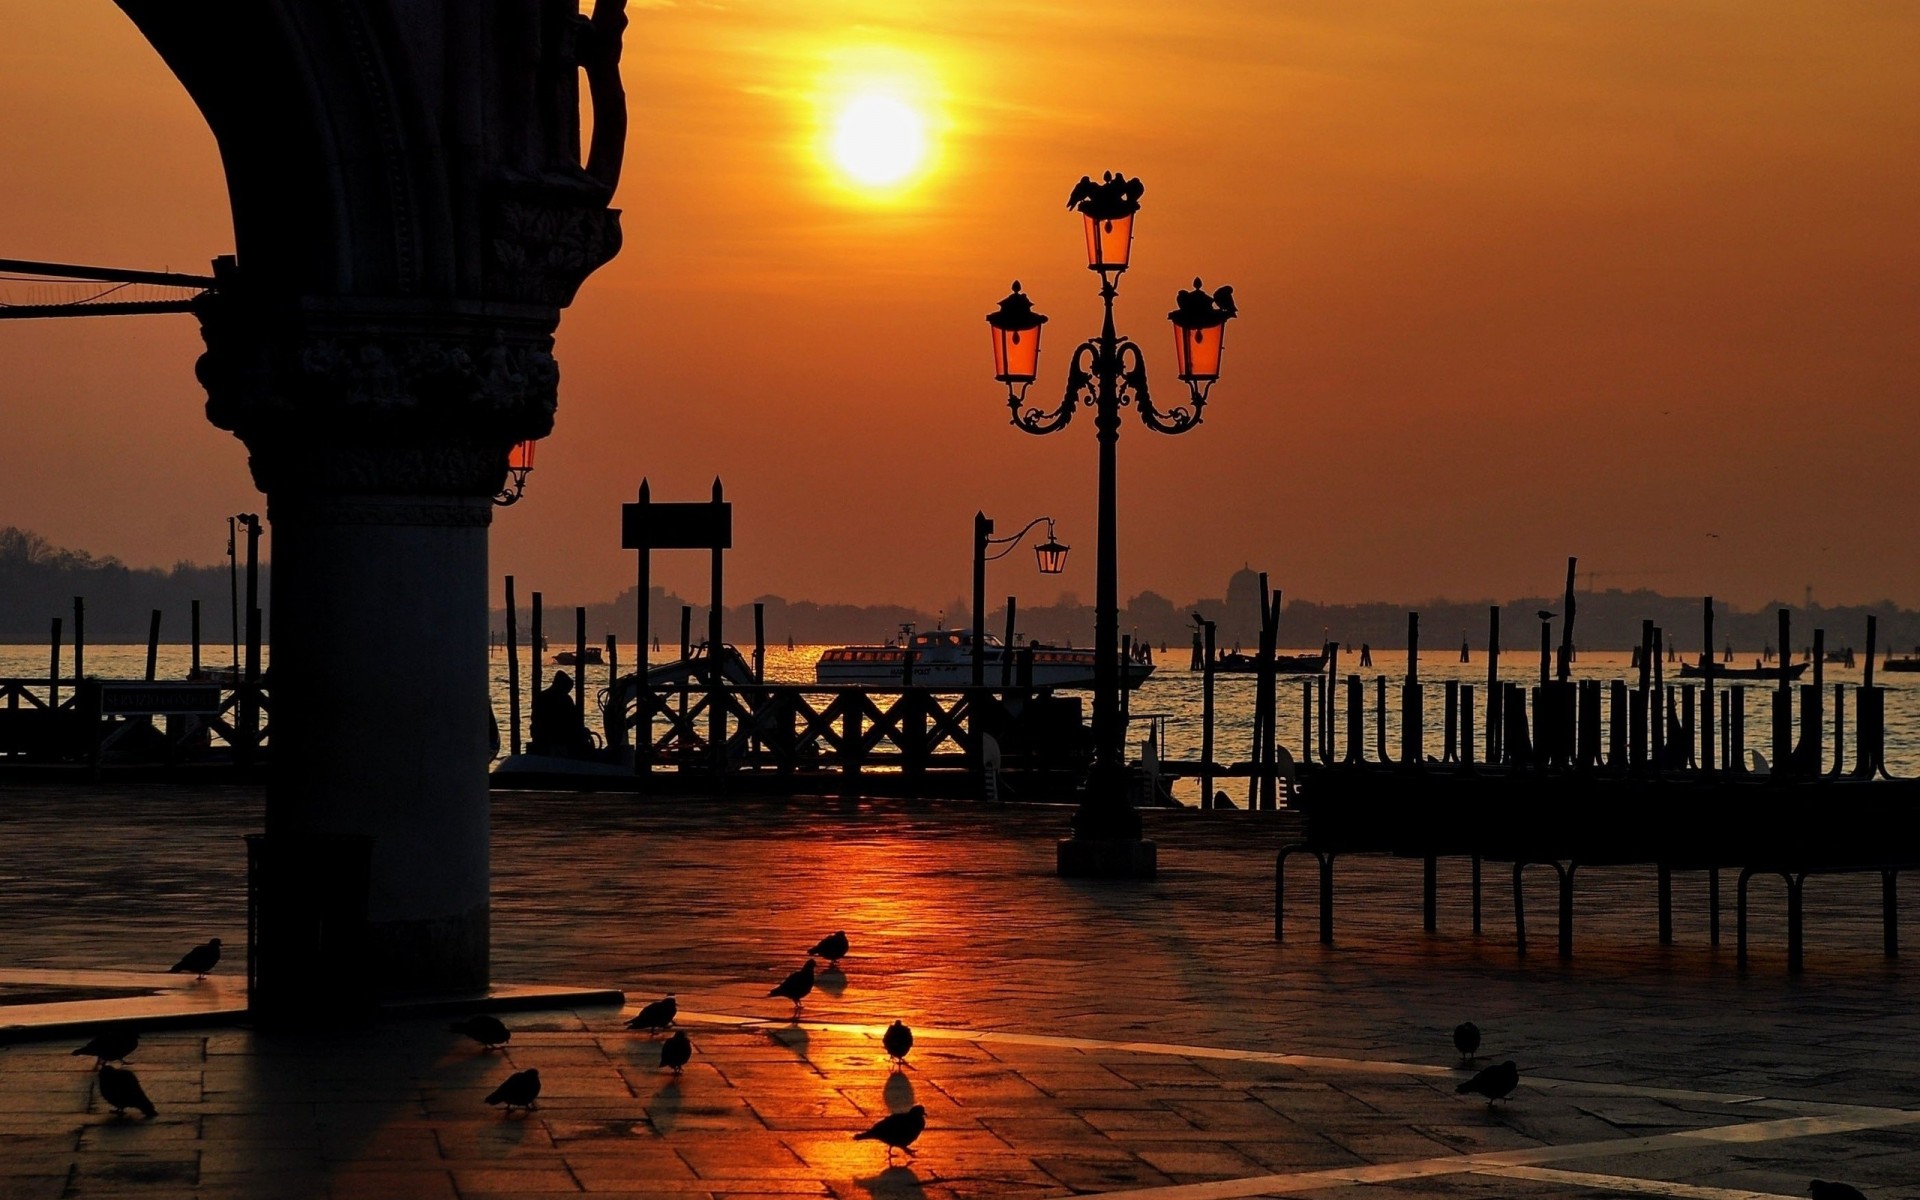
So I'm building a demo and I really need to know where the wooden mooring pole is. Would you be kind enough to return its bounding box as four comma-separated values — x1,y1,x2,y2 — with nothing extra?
146,610,162,681
505,576,521,757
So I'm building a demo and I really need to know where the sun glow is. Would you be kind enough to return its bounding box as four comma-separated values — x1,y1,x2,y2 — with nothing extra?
830,93,926,188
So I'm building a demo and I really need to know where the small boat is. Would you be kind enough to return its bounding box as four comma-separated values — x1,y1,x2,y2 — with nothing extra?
554,647,604,666
1884,656,1920,673
1203,650,1328,674
816,627,1153,689
1676,660,1809,681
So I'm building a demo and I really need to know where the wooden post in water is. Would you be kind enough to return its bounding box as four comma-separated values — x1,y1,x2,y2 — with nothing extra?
574,607,588,724
1402,611,1422,766
1701,597,1716,776
530,590,544,701
48,617,62,709
1254,579,1279,810
1634,620,1653,771
1651,627,1666,768
1374,675,1388,762
1200,620,1216,806
1321,642,1339,761
1557,556,1577,682
146,610,163,681
191,599,202,678
1865,614,1878,688
73,597,85,684
635,481,650,695
679,605,691,660
1774,608,1793,770
1538,615,1551,687
505,576,521,757
1486,606,1502,765
1345,674,1365,765
708,479,727,778
1461,684,1475,766
1807,627,1826,774
753,602,766,684
1001,597,1017,688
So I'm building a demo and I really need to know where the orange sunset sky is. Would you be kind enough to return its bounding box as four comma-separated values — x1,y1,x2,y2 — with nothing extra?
2,2,1916,613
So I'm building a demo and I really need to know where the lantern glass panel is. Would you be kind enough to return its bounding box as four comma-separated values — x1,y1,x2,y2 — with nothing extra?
1176,324,1225,381
1035,538,1069,575
993,324,1042,382
1081,212,1135,273
508,439,537,472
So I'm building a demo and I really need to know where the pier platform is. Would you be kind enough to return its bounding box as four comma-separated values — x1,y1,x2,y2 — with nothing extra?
2,785,1919,1199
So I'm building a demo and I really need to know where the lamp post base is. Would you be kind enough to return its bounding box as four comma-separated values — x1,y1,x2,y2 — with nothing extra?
1057,835,1158,879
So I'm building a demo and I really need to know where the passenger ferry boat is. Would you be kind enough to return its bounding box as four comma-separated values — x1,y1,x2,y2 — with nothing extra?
815,627,1154,689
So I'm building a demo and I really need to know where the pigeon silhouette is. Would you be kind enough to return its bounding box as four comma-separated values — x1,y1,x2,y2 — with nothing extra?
74,1029,138,1065
1456,1060,1518,1105
769,958,816,1015
449,1015,510,1050
1809,1183,1867,1200
883,1020,913,1069
659,1030,692,1075
808,931,849,965
1452,1022,1480,1064
627,994,677,1035
853,1104,926,1164
1536,610,1555,622
169,938,221,979
485,1068,541,1114
98,1064,157,1118
1211,285,1236,319
1066,175,1099,209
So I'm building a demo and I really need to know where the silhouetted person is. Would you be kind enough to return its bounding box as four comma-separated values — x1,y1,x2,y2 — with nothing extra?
1457,1060,1518,1105
98,1064,157,1118
808,931,849,965
529,670,594,758
450,1015,510,1050
627,994,677,1035
1452,1022,1480,1064
883,1020,913,1069
659,1030,692,1074
486,1068,541,1114
1359,644,1373,667
854,1104,926,1164
769,958,816,1016
170,938,220,979
74,1030,138,1066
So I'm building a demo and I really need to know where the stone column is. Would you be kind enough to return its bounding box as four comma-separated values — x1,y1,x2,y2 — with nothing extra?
115,0,629,1005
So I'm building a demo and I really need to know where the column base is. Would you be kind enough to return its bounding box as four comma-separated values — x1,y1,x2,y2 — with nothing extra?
1057,837,1158,879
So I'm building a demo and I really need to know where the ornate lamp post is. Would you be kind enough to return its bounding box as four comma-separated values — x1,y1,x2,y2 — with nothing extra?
986,172,1236,878
971,514,1069,686
494,438,538,506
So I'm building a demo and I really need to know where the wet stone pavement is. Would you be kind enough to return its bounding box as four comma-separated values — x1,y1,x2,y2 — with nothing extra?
2,785,1919,1199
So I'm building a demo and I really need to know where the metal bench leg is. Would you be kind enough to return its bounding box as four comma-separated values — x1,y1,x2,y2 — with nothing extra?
1471,856,1482,935
1709,869,1720,947
1423,856,1437,933
1513,863,1528,956
1319,852,1336,946
1558,862,1576,961
1657,864,1673,945
1787,873,1805,974
1885,870,1899,959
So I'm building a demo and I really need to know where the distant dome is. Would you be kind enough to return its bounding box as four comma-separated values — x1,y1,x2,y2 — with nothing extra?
1225,567,1263,626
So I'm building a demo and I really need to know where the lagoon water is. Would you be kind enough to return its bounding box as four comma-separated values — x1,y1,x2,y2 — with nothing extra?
8,643,1918,807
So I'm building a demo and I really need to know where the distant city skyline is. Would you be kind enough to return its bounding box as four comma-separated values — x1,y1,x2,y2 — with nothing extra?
3,5,1916,612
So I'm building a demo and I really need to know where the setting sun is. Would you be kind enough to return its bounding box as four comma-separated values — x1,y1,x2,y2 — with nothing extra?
829,92,926,188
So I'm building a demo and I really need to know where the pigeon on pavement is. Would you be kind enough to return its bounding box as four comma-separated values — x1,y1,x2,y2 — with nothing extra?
659,1031,692,1075
883,1020,913,1069
449,1015,510,1050
98,1064,157,1118
169,939,221,979
627,995,677,1035
1456,1060,1518,1105
1809,1183,1868,1200
485,1068,541,1114
73,1029,138,1065
854,1104,926,1164
1452,1022,1481,1064
808,931,850,965
769,958,816,1015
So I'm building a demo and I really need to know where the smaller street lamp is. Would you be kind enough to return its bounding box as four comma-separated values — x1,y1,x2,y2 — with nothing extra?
972,513,1069,686
987,283,1048,401
495,438,537,506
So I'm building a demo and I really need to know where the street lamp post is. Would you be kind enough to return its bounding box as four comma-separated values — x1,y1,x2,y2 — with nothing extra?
972,513,1069,687
986,172,1237,879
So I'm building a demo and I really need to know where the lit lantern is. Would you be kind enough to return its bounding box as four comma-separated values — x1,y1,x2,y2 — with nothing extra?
986,281,1048,389
1168,277,1235,383
496,438,538,506
1081,210,1135,274
1034,522,1070,575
